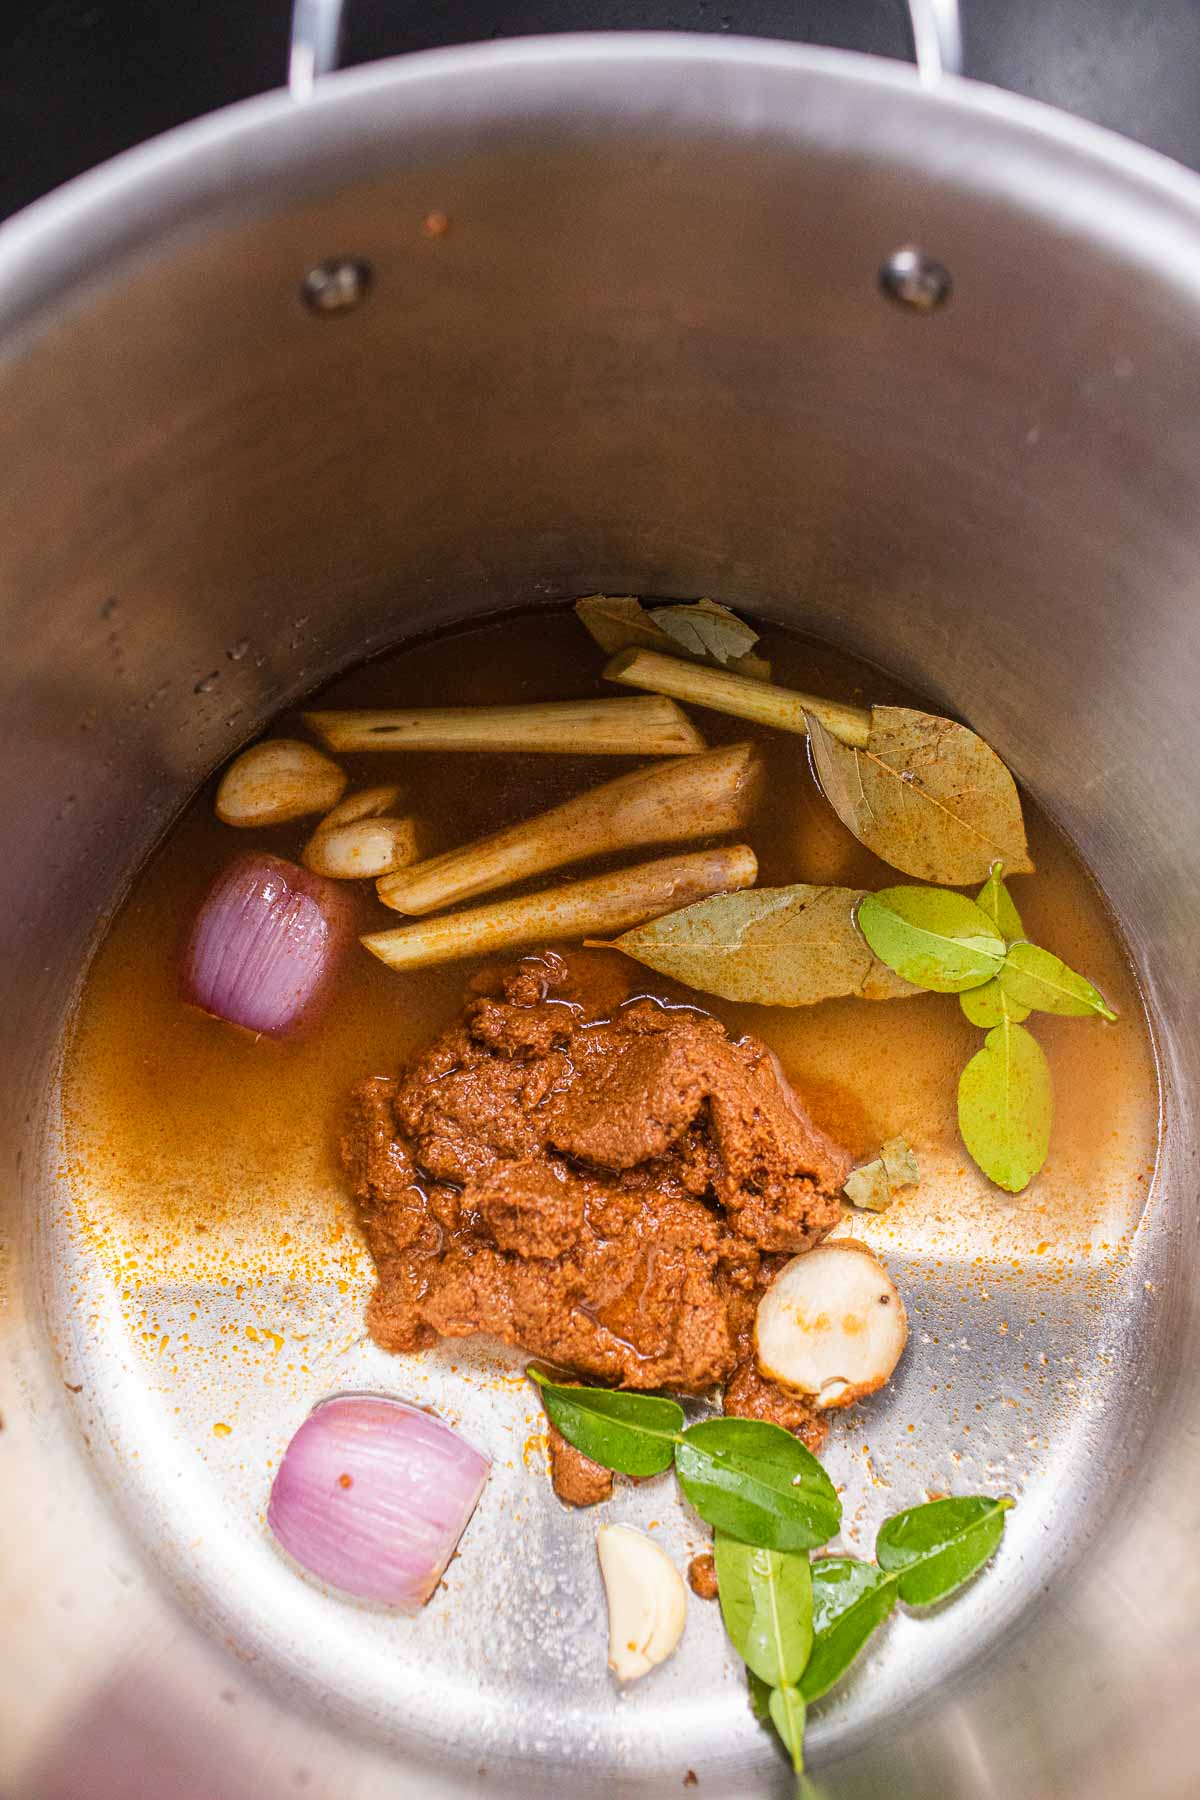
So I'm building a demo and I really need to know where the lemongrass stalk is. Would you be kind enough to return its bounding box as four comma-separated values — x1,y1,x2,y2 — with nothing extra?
362,846,757,972
305,696,705,757
377,743,762,915
603,649,871,748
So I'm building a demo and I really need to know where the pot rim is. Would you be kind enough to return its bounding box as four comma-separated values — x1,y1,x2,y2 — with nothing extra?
5,31,1200,348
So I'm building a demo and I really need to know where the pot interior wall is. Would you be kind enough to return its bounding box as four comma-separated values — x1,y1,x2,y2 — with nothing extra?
2,41,1199,1800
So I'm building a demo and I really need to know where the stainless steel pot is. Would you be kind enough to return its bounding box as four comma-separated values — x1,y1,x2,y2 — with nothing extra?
3,12,1199,1799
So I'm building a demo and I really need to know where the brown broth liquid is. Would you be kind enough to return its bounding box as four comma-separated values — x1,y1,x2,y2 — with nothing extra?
63,609,1160,1337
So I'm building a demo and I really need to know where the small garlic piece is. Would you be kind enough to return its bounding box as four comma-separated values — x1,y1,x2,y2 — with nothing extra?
755,1241,908,1409
216,740,346,828
318,785,403,828
596,1524,687,1682
302,816,418,880
303,785,416,878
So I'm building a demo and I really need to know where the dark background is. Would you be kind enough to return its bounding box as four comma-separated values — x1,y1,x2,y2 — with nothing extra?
3,0,1200,223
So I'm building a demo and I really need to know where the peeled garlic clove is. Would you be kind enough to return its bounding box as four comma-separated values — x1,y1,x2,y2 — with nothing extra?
596,1523,687,1682
755,1241,907,1409
319,785,403,829
302,785,414,877
216,740,347,828
302,816,419,880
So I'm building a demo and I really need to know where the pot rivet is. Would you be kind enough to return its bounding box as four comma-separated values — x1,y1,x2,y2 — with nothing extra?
300,258,374,316
879,247,952,313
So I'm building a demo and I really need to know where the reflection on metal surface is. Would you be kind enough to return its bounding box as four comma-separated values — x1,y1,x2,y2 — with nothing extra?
300,257,373,315
879,246,953,312
906,0,965,85
289,0,345,101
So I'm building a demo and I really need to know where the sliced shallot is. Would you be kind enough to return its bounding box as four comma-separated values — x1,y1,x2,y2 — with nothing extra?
754,1241,908,1408
183,852,353,1036
268,1394,490,1608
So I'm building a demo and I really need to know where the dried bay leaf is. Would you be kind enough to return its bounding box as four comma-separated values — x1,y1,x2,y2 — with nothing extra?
575,593,770,679
957,1018,1053,1192
603,884,916,1006
574,594,669,656
842,1162,892,1212
843,1136,919,1212
807,706,1032,886
650,598,760,666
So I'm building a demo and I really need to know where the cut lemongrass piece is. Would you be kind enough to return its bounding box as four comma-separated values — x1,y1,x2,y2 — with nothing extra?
362,845,757,972
755,1241,908,1408
604,648,871,748
305,696,705,757
377,743,762,915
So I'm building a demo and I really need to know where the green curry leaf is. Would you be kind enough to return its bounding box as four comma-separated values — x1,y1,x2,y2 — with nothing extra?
526,1370,683,1476
998,941,1118,1021
957,1018,1053,1192
714,1533,813,1688
856,887,1005,992
674,1418,841,1551
976,860,1025,940
746,1668,774,1724
768,1683,807,1773
958,978,1030,1028
802,1558,897,1701
876,1496,1014,1605
802,1497,1015,1703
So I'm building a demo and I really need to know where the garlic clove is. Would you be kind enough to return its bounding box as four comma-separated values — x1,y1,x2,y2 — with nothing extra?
755,1241,908,1409
216,740,347,828
302,816,418,880
319,785,403,829
596,1523,687,1682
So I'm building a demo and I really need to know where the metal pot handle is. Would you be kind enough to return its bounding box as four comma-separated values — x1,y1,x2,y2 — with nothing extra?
906,0,963,84
288,0,962,102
